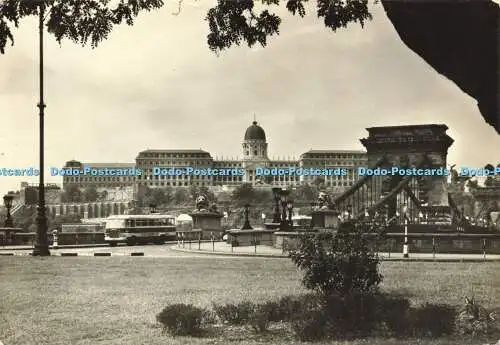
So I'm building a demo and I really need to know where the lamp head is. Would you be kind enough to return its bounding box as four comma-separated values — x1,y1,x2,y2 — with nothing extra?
3,194,13,208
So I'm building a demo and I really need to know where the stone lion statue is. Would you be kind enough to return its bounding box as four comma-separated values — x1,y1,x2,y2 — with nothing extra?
317,191,333,210
195,194,209,211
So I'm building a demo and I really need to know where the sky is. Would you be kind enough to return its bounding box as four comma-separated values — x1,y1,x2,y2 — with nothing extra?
0,0,499,194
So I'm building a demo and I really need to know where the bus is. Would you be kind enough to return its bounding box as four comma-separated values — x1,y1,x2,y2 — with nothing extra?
104,215,176,246
61,223,104,233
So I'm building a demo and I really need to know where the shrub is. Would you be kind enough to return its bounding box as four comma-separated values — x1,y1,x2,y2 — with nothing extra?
375,294,412,337
289,221,383,297
321,293,383,338
213,301,255,325
250,305,271,332
275,296,303,321
456,297,497,336
156,303,210,336
289,292,414,341
291,309,328,341
270,294,323,322
258,301,282,323
411,303,456,337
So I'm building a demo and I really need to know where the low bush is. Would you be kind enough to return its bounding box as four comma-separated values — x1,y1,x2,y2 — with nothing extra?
375,294,412,337
289,292,418,341
275,294,324,322
258,301,282,323
456,297,498,336
156,303,211,336
291,309,328,342
249,305,271,332
213,301,255,325
411,303,456,337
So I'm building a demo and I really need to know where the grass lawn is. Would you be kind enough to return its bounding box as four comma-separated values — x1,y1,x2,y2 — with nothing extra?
0,257,499,345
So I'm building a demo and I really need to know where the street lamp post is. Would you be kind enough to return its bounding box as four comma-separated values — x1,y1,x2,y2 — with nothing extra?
271,187,282,223
280,189,290,231
287,199,294,230
33,1,50,256
403,206,409,258
3,193,14,228
241,204,253,230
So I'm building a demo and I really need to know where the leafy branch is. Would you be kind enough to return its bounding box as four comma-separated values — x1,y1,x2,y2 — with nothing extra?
0,0,374,54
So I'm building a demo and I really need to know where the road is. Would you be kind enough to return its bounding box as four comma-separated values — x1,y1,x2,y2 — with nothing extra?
2,243,499,261
0,244,278,259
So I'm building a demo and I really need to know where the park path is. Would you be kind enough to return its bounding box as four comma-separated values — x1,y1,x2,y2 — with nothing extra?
1,242,500,261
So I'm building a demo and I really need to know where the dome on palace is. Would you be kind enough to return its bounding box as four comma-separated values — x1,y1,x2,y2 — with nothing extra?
244,121,266,141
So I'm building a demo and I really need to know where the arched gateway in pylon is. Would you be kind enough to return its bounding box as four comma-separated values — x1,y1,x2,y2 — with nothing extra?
333,124,463,230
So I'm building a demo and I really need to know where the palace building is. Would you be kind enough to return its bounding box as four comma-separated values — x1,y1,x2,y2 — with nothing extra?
63,121,367,191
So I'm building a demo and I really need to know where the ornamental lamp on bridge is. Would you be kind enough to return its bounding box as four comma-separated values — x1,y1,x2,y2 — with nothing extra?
241,203,253,230
3,193,14,228
286,199,294,229
402,205,409,258
271,187,282,223
279,189,290,230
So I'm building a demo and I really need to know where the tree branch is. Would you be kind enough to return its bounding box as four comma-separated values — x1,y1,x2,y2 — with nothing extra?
172,0,183,15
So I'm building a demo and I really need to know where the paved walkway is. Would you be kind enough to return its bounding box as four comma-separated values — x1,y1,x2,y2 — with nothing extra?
0,244,109,251
171,241,500,261
1,241,500,261
0,240,183,251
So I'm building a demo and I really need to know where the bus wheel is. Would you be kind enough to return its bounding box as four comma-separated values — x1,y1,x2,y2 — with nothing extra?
126,238,136,246
109,242,117,247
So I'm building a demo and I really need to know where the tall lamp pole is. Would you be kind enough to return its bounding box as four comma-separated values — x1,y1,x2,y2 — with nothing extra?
271,187,281,223
33,1,50,256
241,204,253,230
280,189,289,231
403,206,409,258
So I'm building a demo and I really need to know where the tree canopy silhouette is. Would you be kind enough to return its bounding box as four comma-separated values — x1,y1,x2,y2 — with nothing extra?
0,0,373,54
1,0,497,133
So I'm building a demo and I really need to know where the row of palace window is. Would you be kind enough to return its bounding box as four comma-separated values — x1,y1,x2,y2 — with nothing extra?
138,153,211,158
302,154,366,159
65,176,134,182
138,161,214,166
142,181,206,187
63,174,358,185
139,180,354,187
135,161,368,169
302,161,367,166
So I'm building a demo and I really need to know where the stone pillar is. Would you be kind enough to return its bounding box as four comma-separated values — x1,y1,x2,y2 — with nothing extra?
311,209,340,231
190,212,223,239
360,124,454,208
